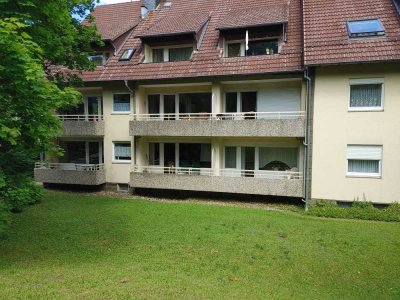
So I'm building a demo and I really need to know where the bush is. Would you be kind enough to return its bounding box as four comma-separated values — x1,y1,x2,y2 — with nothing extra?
2,177,43,212
308,200,400,222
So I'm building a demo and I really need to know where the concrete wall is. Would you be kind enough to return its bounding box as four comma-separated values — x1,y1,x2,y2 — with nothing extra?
34,169,106,185
311,63,400,203
130,172,303,197
62,120,104,137
130,118,305,137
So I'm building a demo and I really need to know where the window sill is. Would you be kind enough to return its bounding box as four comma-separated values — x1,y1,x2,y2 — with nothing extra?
346,173,381,179
111,112,131,115
112,161,132,164
348,108,384,112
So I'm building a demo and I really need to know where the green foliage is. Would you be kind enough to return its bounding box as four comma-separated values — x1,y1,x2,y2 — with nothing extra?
0,0,102,86
0,1,101,235
1,177,42,213
308,200,400,222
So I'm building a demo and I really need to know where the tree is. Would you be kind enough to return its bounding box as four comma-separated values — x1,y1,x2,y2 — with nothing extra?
0,0,102,233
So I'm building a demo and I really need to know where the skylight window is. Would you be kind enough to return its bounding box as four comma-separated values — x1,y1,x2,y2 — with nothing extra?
119,48,135,61
347,19,385,38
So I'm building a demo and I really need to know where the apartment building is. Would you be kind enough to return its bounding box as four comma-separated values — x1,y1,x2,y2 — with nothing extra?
304,0,400,204
34,0,400,204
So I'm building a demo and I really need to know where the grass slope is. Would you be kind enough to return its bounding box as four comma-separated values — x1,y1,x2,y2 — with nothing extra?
0,191,399,299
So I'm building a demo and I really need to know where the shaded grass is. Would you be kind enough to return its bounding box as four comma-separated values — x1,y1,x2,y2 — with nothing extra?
0,191,399,299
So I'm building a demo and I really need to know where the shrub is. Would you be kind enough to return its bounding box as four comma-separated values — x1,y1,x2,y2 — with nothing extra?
308,200,400,222
1,177,43,212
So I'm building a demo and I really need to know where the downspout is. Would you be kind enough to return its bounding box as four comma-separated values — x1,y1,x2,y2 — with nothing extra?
303,68,312,211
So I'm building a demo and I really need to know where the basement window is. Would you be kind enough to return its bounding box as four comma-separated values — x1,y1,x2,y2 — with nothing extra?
347,19,385,38
119,48,135,61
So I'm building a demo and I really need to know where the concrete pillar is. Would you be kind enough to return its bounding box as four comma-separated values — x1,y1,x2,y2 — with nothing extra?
136,86,146,114
212,82,223,114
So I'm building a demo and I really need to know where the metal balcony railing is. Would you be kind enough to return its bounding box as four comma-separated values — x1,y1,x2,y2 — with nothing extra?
35,162,105,171
132,165,302,180
131,111,305,121
57,115,104,121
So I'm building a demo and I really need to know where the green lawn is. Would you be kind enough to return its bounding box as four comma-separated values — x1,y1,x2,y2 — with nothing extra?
0,192,399,299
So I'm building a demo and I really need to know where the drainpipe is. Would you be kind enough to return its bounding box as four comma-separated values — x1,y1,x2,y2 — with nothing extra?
303,68,312,211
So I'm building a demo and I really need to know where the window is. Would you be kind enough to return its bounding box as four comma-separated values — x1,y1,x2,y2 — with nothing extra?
225,147,237,168
113,94,130,112
169,47,193,62
151,47,193,62
347,145,382,177
349,79,383,110
225,39,279,57
119,48,135,61
113,142,131,162
149,143,160,165
88,52,108,66
247,39,279,56
227,43,241,57
152,48,164,63
347,19,385,38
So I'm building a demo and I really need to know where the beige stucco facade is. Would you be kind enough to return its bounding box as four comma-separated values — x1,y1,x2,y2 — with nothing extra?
311,63,400,203
102,87,133,185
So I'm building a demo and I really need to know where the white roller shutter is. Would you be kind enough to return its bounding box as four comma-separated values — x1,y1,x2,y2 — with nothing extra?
347,145,382,160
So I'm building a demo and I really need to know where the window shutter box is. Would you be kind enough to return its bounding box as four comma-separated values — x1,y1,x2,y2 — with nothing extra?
347,146,382,160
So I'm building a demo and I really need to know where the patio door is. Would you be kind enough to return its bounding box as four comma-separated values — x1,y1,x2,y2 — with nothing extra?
164,95,176,120
241,147,255,177
87,96,102,120
164,143,176,172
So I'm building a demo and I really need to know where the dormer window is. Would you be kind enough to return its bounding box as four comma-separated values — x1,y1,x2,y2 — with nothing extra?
88,52,109,66
119,48,135,61
150,46,193,63
347,19,385,38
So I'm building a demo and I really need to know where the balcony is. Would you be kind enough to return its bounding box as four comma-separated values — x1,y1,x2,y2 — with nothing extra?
58,115,105,137
130,166,303,197
34,163,106,186
130,112,305,137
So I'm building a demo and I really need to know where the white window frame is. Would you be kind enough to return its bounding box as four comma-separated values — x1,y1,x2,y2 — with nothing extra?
224,37,280,58
346,145,382,178
348,78,384,112
112,93,131,114
88,52,108,66
151,44,194,63
112,141,132,164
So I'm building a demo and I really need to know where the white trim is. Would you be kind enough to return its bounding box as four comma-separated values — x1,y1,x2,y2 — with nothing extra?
348,78,384,111
346,144,383,178
112,93,131,113
151,44,194,63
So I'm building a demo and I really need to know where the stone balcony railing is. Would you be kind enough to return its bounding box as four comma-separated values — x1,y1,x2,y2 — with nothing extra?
58,115,105,137
130,165,303,197
129,111,305,137
34,162,106,186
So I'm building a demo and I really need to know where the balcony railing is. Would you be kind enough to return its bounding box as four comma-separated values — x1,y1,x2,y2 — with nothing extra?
57,115,104,121
35,162,105,171
131,111,305,121
132,165,302,180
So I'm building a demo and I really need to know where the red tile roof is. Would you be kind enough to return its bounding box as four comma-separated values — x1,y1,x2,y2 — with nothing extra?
80,0,303,82
303,0,400,66
82,1,142,41
136,11,210,38
217,4,289,30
